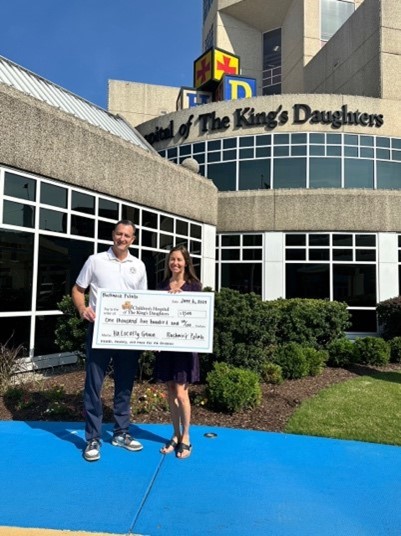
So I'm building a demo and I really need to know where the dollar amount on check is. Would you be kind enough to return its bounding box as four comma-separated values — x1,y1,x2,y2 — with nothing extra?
93,289,215,353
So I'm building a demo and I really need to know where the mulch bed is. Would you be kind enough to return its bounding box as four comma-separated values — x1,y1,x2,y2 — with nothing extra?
0,364,371,432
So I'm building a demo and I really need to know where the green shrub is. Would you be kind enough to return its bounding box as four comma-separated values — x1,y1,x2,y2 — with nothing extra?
222,343,275,375
303,347,328,376
353,337,390,366
272,342,309,379
389,337,401,363
206,362,262,413
327,338,356,367
4,386,35,411
211,290,349,377
377,296,401,340
55,295,87,361
211,288,279,375
260,362,283,384
266,298,351,349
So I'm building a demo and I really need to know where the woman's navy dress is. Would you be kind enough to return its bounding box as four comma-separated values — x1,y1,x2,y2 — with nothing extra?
154,280,201,384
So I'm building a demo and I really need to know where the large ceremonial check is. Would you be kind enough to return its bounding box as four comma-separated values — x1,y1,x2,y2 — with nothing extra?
92,289,215,353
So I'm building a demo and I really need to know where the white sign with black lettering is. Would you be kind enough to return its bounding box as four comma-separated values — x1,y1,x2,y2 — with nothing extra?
93,289,214,353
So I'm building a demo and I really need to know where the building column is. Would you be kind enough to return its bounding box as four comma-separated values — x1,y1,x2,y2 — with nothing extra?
201,223,216,290
264,232,285,301
377,232,399,303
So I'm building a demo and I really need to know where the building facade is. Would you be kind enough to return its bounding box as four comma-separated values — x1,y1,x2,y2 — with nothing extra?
125,0,401,336
0,57,217,368
2,0,401,368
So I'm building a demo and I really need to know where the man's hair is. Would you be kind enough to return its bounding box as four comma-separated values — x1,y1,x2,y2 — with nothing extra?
114,219,136,234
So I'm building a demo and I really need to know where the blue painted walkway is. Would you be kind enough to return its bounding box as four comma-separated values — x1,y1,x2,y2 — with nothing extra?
1,421,401,535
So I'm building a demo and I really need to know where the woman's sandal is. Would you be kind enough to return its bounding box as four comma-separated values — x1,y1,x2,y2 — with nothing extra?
176,442,192,459
160,439,178,454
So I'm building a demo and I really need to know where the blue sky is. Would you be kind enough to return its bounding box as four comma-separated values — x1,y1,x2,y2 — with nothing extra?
1,0,202,109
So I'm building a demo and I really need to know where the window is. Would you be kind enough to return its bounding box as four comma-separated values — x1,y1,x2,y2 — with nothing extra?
285,232,377,332
221,263,262,295
263,28,282,95
99,198,118,219
71,215,95,238
0,316,30,352
40,208,67,233
274,158,306,188
0,230,34,311
122,205,140,224
333,265,376,306
160,215,174,233
40,183,67,208
142,210,158,229
243,235,263,247
35,316,61,355
310,158,341,188
207,162,236,191
98,220,114,241
142,230,158,248
222,235,240,247
0,167,205,361
377,161,401,189
344,159,374,188
162,133,401,193
217,234,263,295
239,160,270,190
160,233,174,250
321,0,355,42
176,220,189,236
286,264,330,299
37,236,93,310
4,172,36,201
3,200,35,228
190,223,202,239
72,191,95,215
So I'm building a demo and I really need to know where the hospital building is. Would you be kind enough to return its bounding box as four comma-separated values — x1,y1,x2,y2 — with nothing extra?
1,0,400,367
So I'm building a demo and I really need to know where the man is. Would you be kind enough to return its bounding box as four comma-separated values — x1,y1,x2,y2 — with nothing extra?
72,219,147,462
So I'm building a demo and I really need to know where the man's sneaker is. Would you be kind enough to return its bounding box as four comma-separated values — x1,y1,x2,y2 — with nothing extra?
112,432,143,452
84,439,101,462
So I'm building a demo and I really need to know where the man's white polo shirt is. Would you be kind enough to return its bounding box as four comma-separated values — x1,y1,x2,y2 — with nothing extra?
76,247,148,311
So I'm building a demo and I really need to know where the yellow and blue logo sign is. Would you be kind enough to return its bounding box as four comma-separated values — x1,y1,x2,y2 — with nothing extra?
215,75,257,101
194,47,240,90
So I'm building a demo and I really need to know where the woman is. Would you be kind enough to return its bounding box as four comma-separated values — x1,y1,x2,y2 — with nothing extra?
155,245,202,459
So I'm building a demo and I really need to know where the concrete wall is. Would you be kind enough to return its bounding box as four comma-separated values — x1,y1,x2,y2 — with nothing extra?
211,0,367,96
215,12,263,92
217,0,293,32
281,0,312,93
305,0,381,97
218,189,401,233
212,0,321,95
108,80,179,127
211,0,295,94
381,0,401,100
0,83,218,226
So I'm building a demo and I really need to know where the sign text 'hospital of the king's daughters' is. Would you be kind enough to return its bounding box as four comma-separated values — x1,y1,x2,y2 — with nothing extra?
144,104,384,145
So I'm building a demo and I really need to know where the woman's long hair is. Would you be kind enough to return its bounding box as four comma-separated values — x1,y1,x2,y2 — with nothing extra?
164,245,201,284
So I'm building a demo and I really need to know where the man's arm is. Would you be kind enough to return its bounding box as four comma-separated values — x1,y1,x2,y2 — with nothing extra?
72,284,96,322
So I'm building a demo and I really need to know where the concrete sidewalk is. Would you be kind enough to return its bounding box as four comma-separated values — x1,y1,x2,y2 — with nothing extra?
1,421,401,535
